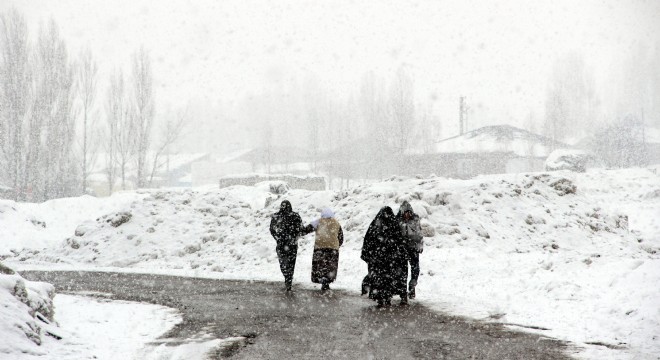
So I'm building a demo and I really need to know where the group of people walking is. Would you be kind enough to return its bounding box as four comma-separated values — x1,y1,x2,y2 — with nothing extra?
269,200,423,307
269,200,344,291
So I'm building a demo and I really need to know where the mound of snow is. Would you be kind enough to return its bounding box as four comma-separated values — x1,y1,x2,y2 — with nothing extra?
0,193,141,257
0,262,56,356
545,148,594,172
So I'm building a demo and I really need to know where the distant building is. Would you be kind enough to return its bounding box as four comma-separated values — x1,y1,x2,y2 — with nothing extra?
403,125,570,179
191,146,315,187
88,152,210,196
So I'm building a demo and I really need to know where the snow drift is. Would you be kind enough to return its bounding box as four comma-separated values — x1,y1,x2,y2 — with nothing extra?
0,262,55,356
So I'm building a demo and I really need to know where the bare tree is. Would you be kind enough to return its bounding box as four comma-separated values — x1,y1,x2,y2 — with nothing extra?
103,69,123,194
417,101,437,154
544,52,597,144
148,109,187,186
303,76,323,173
359,71,390,178
130,46,154,188
32,19,76,200
390,65,415,154
261,119,274,175
74,46,98,194
0,9,31,200
108,69,134,190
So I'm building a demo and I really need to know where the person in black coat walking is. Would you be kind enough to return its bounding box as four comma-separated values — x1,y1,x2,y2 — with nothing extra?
396,201,423,299
361,206,410,307
269,200,306,291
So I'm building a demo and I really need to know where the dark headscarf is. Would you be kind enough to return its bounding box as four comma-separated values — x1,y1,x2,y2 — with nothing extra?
278,200,292,214
362,206,398,262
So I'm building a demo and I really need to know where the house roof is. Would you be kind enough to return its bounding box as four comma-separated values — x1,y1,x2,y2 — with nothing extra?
89,152,210,177
408,125,570,158
235,146,312,164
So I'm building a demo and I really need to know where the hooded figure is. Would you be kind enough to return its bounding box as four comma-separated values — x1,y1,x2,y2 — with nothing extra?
306,208,343,291
396,201,423,299
361,206,409,306
270,200,305,291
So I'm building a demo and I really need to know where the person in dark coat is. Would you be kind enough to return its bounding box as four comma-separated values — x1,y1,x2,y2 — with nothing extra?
361,206,409,307
396,201,424,299
304,208,343,291
269,200,305,291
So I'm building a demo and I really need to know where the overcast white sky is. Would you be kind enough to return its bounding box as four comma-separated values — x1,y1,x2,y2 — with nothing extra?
3,0,659,150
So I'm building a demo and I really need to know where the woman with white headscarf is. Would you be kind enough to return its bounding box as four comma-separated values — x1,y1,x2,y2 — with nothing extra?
304,208,343,291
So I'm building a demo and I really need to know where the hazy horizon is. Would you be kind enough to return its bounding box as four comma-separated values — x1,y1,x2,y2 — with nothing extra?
3,0,659,155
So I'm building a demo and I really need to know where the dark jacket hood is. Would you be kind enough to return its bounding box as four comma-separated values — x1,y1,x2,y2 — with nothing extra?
279,200,293,214
397,201,415,217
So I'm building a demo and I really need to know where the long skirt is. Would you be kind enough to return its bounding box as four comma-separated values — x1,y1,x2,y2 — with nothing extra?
368,259,407,301
311,248,339,284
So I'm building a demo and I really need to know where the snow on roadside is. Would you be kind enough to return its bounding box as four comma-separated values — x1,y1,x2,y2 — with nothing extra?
6,168,660,359
1,262,185,360
0,262,56,358
27,294,183,360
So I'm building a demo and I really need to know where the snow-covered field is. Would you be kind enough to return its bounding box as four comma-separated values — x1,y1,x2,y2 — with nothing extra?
3,168,659,359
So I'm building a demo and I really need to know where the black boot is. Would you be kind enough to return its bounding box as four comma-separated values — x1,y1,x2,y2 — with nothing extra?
285,279,292,291
321,283,330,291
376,298,386,308
409,281,416,299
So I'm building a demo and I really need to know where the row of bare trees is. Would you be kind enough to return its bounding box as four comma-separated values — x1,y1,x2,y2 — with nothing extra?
103,47,158,193
244,65,422,186
0,11,77,201
0,9,184,201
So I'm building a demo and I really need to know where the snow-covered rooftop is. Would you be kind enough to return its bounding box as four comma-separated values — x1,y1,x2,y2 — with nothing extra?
89,152,210,177
410,125,569,158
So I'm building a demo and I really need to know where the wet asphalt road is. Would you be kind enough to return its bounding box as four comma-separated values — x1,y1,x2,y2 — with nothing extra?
22,271,571,359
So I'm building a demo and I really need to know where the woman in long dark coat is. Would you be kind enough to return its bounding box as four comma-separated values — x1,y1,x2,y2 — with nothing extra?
361,206,409,307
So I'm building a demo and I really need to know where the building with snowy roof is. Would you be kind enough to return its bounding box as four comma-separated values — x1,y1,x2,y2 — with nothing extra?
403,125,570,179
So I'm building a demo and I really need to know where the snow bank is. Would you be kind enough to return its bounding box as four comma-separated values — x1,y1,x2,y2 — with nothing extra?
545,148,594,172
0,192,141,257
0,262,55,357
6,168,660,359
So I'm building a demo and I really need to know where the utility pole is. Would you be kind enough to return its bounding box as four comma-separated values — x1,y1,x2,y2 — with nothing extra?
459,96,469,135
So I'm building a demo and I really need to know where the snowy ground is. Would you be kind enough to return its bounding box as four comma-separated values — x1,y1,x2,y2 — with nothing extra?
2,285,232,360
26,294,183,360
3,168,660,359
0,192,140,257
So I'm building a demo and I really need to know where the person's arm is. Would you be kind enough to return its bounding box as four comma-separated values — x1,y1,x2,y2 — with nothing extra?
269,216,278,238
338,226,344,247
360,231,371,262
300,223,314,236
413,216,424,253
412,217,423,240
